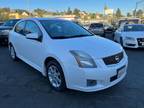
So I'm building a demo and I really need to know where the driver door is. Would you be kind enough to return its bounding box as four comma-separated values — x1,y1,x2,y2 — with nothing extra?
23,20,44,71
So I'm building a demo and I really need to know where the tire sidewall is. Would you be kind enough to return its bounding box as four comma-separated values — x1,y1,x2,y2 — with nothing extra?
10,45,17,60
46,60,66,91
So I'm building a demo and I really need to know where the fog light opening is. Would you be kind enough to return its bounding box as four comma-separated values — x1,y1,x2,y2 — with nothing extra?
87,80,97,87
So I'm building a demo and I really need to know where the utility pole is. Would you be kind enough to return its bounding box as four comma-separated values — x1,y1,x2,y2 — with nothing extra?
134,0,144,17
27,0,30,16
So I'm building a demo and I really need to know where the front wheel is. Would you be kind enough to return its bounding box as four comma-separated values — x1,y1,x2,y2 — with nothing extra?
46,60,66,91
120,37,124,47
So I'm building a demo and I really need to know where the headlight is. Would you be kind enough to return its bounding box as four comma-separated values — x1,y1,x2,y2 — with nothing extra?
70,50,97,68
125,37,135,41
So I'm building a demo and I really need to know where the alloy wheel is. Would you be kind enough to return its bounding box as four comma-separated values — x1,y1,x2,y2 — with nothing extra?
47,65,62,88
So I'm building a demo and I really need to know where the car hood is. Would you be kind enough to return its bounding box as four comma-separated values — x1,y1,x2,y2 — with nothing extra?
122,32,144,38
54,36,123,59
0,26,13,30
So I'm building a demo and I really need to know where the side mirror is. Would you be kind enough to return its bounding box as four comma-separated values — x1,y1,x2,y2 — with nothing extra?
26,33,42,41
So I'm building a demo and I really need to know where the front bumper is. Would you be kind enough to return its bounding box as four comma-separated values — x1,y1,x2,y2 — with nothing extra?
64,54,128,92
123,38,144,48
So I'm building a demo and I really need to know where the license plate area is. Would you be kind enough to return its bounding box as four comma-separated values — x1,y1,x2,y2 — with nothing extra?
117,66,126,78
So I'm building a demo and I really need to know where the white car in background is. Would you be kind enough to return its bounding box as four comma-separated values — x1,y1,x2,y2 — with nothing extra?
9,18,128,92
114,24,144,48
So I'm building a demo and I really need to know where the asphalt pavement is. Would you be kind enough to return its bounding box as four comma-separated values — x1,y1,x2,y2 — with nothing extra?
0,45,144,108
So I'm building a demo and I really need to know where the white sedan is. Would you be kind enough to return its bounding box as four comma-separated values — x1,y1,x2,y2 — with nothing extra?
9,18,128,92
114,24,144,48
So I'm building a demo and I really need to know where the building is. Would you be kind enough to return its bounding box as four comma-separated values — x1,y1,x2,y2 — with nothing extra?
20,12,29,18
104,5,114,16
9,12,20,19
42,14,79,21
9,11,29,19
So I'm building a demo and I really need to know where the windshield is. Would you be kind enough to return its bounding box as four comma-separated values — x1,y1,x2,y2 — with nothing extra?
90,23,103,28
3,20,19,27
40,20,93,39
124,25,144,32
119,19,140,27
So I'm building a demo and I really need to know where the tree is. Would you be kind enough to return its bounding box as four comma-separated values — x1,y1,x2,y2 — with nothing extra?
90,13,96,19
116,8,122,18
15,9,29,14
136,9,143,18
104,5,108,11
127,12,132,17
34,8,47,17
0,8,11,21
66,7,72,15
73,8,80,17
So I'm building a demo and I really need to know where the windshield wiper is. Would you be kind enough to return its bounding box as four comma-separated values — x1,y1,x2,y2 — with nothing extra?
52,34,94,39
52,36,70,39
70,34,93,37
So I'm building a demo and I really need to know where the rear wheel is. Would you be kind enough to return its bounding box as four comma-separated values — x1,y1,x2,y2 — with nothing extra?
46,60,66,91
9,45,18,61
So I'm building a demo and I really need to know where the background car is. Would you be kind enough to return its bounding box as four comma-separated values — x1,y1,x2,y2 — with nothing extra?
88,23,115,37
0,22,4,26
9,18,128,92
88,23,105,36
114,24,144,48
0,19,20,45
115,18,141,29
104,24,115,37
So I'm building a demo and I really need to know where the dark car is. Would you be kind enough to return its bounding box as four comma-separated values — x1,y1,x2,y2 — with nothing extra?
0,22,4,26
0,19,20,45
104,24,115,37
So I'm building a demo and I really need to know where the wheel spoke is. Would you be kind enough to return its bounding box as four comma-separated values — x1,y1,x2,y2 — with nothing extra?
48,65,62,88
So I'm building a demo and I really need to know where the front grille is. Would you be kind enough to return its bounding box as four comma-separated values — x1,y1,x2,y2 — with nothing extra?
103,52,124,65
137,38,144,47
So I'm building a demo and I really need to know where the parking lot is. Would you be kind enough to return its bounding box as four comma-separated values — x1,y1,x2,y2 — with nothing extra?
0,44,144,108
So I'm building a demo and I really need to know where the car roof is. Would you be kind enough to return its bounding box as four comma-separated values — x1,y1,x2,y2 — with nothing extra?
7,19,21,21
90,23,103,24
20,18,68,22
124,24,144,26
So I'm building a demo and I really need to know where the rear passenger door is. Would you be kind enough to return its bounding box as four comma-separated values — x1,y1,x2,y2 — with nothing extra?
13,21,26,57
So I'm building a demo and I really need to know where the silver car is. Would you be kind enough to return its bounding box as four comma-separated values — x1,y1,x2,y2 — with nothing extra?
88,23,104,36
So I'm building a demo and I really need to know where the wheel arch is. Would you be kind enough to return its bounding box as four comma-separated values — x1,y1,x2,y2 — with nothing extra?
43,56,65,77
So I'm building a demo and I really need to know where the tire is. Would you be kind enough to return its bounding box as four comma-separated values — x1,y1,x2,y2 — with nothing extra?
102,33,105,37
9,45,18,61
112,33,115,40
46,60,66,91
120,37,123,47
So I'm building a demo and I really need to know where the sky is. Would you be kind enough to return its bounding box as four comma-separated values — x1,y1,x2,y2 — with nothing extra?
0,0,143,13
